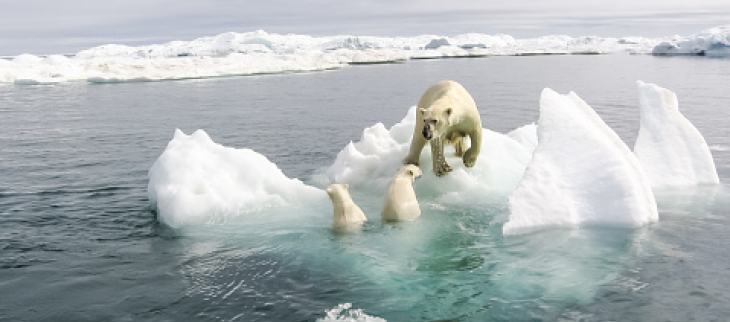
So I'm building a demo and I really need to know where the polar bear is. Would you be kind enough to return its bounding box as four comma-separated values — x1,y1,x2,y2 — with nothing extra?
326,183,367,228
381,164,423,222
403,80,482,177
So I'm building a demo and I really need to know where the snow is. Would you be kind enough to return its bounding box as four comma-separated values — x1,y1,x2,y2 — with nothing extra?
634,81,720,187
652,24,730,56
503,89,658,235
320,106,535,202
147,129,324,228
0,29,669,84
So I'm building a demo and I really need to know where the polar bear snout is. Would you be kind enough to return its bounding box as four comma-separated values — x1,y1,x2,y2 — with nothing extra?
422,119,438,140
422,126,432,140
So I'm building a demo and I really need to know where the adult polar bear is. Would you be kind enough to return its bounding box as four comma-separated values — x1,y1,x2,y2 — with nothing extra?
404,80,482,177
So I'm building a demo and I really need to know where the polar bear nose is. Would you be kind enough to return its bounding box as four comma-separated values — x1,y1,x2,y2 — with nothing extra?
422,127,432,140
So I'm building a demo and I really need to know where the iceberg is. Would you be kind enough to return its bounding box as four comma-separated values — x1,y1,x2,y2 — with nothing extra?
504,89,658,235
634,81,720,187
148,129,324,228
652,24,730,56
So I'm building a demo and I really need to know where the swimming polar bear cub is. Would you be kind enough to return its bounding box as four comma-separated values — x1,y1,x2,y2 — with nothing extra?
381,164,423,222
404,80,482,177
326,183,367,228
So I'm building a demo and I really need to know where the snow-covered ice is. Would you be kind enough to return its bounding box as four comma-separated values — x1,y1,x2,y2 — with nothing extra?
0,29,673,84
652,24,730,56
146,83,720,234
320,106,535,202
634,81,720,188
503,89,658,235
147,129,324,228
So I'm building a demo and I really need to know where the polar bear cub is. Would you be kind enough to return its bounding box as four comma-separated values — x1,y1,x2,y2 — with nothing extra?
326,183,367,228
404,80,482,177
381,164,423,222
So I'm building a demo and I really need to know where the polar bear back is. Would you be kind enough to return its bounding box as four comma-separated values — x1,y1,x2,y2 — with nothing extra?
326,184,367,227
381,166,422,221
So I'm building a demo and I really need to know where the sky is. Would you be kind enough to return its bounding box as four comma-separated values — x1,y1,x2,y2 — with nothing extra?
0,0,728,56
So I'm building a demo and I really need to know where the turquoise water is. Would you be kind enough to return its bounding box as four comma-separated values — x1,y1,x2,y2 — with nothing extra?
1,55,729,321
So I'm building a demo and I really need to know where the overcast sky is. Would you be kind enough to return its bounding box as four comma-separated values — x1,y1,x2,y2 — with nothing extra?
1,0,728,56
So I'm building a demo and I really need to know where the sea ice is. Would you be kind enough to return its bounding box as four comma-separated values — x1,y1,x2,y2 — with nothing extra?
504,89,658,235
148,129,323,228
634,81,720,187
322,106,534,202
0,28,672,84
652,24,730,56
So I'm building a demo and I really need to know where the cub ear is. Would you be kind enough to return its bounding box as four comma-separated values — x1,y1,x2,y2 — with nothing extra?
419,108,427,116
343,183,349,190
445,107,452,116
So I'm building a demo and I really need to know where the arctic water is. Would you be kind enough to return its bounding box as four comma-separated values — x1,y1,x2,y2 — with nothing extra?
1,54,729,322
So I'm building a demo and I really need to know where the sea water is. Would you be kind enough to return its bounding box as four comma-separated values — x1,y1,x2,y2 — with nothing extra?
1,54,729,321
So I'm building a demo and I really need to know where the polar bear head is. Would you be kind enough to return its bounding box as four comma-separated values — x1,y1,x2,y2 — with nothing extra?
326,183,350,202
419,105,452,140
398,164,423,182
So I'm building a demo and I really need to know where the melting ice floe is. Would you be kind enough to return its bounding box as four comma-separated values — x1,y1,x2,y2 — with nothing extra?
634,81,720,188
503,88,658,235
147,129,323,228
148,82,718,234
321,106,535,201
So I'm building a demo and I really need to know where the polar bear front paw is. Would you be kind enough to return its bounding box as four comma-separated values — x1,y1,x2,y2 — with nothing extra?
434,160,453,177
463,149,478,167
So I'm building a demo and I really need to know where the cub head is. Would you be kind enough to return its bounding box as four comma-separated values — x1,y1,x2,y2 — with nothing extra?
420,106,452,140
398,164,423,181
326,183,349,202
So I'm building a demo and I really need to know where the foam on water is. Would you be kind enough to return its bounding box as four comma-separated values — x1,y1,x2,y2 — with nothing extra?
317,303,387,322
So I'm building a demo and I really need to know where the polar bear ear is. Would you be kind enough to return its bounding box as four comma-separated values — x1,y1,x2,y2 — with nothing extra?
419,108,427,116
343,184,349,190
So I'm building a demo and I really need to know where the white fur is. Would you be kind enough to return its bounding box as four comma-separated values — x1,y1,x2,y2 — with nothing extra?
404,80,482,177
381,165,423,221
326,183,367,228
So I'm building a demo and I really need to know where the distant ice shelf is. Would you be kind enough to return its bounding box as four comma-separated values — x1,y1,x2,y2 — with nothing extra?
0,29,673,85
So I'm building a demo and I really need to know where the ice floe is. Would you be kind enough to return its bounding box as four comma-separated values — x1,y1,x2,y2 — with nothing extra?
503,89,658,235
147,129,324,228
652,24,730,56
147,82,719,234
634,81,720,187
